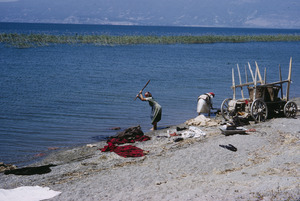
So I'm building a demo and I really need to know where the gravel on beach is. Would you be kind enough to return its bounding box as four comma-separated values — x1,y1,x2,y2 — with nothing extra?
1,99,299,201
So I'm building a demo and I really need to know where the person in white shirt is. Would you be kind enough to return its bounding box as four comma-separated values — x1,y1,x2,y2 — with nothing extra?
197,92,215,116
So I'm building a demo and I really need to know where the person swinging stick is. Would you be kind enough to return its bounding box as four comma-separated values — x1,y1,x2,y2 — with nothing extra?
136,91,162,131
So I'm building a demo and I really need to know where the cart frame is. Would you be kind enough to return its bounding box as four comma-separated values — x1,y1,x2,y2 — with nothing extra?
221,57,298,122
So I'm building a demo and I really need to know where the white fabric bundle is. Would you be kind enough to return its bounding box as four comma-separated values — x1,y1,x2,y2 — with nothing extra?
0,186,61,201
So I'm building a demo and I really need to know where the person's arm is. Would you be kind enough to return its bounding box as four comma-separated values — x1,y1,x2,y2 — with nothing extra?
136,90,147,101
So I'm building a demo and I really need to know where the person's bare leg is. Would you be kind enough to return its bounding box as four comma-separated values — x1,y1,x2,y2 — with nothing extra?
151,122,157,130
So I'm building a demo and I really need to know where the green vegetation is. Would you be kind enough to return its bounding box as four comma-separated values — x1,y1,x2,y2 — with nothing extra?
1,33,300,48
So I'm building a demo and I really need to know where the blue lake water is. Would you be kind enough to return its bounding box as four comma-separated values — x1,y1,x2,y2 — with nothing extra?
0,23,300,166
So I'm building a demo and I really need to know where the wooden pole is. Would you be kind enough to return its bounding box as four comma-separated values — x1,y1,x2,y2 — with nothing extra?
248,62,255,82
255,61,263,84
264,68,267,84
245,65,248,83
254,66,257,100
237,64,244,99
286,57,292,101
232,68,236,100
279,64,283,99
134,80,151,100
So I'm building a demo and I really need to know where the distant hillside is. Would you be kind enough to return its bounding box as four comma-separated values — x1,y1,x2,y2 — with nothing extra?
0,0,299,28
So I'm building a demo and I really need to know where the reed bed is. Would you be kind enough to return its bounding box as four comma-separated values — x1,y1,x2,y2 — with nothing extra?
1,33,300,48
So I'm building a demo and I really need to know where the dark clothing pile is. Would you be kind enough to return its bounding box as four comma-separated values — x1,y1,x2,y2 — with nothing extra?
100,125,150,157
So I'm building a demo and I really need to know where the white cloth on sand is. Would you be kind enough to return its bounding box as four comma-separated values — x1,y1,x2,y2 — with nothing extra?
185,115,219,127
181,126,206,139
0,186,61,201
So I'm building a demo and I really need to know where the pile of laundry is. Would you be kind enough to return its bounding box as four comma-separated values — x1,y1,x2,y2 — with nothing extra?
159,126,206,142
185,115,220,127
180,126,207,139
100,125,150,158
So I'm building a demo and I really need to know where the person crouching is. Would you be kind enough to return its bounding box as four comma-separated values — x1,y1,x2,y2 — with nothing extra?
197,92,215,117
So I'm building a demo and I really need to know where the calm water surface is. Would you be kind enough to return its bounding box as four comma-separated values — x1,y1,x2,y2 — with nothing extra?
0,23,300,166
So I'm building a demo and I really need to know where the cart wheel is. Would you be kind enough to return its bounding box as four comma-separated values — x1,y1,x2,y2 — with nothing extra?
221,98,232,121
251,99,268,122
284,101,298,118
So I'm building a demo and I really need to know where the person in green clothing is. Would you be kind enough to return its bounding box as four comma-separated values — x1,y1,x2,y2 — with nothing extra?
137,90,162,130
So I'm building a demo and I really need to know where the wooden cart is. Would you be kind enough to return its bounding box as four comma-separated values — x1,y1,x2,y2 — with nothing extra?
221,58,298,122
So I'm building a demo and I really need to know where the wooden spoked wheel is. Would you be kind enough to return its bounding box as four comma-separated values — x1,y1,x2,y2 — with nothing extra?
221,98,233,121
284,101,298,118
251,99,268,122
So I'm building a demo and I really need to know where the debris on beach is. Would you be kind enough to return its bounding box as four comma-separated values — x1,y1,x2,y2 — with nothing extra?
185,115,220,127
219,144,238,152
0,162,16,172
219,124,247,136
86,144,98,148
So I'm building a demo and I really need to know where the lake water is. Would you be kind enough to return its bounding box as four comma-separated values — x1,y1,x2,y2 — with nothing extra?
1,22,300,166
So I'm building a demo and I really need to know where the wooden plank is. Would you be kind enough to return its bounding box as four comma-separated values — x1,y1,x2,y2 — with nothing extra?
254,66,257,99
255,61,264,84
286,57,292,101
264,68,267,84
232,79,289,88
279,64,283,99
248,62,255,82
237,64,244,98
231,81,264,88
245,65,248,83
232,68,236,99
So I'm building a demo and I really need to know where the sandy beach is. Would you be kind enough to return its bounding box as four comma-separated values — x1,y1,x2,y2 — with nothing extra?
1,99,299,201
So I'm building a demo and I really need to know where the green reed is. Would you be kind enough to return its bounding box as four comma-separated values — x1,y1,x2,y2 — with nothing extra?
0,33,300,48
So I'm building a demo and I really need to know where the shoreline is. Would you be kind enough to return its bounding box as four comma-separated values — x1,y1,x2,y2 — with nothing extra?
1,99,299,200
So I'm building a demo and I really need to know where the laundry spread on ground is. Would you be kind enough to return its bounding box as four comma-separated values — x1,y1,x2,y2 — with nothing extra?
0,186,61,201
181,126,206,139
185,115,220,127
100,126,150,157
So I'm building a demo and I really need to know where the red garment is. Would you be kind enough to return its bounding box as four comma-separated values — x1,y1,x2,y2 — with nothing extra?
100,135,150,157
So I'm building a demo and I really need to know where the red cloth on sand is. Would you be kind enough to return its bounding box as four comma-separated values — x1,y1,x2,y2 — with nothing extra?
100,135,150,157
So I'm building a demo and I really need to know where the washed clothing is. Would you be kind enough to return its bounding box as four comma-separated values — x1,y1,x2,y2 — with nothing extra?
145,97,162,124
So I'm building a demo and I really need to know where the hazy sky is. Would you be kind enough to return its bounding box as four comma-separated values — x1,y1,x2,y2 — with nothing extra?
0,0,299,28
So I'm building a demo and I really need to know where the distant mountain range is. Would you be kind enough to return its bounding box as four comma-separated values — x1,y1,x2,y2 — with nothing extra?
0,0,300,28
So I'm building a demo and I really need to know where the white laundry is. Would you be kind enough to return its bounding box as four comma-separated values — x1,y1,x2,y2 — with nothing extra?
181,126,206,139
185,115,219,127
0,186,61,201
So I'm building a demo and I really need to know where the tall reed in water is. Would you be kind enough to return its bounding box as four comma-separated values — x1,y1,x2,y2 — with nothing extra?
1,33,300,48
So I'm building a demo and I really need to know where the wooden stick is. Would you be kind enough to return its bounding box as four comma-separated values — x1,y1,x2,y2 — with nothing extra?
279,64,283,99
232,68,236,99
286,57,292,101
255,61,263,84
248,62,255,82
245,65,248,83
237,64,244,99
254,66,257,100
264,68,267,84
134,80,150,100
